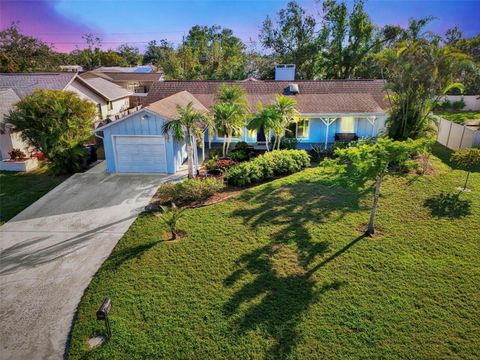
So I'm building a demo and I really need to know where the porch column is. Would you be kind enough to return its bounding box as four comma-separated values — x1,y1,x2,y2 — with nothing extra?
320,118,337,150
366,116,377,137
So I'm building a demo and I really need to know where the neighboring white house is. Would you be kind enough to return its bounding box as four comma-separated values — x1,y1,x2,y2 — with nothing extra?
0,89,30,160
0,72,133,161
71,77,132,121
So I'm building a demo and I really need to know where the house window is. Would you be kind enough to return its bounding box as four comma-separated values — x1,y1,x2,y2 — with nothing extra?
107,101,113,111
285,119,310,139
217,127,242,139
340,117,355,133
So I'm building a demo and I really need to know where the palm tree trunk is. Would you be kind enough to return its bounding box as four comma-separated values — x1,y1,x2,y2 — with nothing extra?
186,131,194,178
367,173,384,235
222,135,227,157
277,136,282,150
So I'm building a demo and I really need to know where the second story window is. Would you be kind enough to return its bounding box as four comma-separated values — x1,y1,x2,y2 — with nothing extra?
107,101,113,111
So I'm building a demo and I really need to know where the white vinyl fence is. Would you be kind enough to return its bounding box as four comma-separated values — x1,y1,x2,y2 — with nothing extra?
434,115,480,150
440,95,480,111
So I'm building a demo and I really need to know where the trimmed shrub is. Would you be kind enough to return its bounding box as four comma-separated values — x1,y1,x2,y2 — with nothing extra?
156,178,224,206
205,158,238,173
226,149,310,186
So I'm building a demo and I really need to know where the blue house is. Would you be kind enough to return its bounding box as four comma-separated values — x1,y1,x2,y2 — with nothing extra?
95,78,390,174
93,91,207,174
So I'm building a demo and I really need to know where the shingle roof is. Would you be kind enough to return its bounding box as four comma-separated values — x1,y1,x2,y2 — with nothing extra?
144,79,389,114
0,73,76,98
147,90,209,120
81,77,132,100
93,91,208,133
81,71,163,82
0,88,20,124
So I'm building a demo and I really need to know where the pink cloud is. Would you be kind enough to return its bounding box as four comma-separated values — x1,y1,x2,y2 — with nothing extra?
0,0,96,52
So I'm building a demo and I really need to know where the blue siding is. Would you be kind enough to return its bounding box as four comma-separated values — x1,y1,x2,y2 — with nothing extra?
203,116,387,148
356,118,375,138
102,110,183,174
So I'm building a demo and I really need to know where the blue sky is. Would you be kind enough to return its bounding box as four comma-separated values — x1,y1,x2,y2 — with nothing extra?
1,0,479,52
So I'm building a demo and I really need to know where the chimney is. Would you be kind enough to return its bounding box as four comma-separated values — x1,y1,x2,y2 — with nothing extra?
275,64,295,81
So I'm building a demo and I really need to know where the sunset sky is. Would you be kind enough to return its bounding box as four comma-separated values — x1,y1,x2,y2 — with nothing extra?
1,0,479,53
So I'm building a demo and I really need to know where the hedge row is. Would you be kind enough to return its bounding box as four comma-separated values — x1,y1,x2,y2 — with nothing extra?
226,149,310,186
156,177,224,206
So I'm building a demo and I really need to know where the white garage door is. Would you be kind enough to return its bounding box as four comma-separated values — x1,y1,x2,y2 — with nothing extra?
114,136,167,173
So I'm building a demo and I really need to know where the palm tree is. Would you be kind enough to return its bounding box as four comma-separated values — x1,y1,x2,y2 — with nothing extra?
213,84,248,155
246,103,277,151
270,95,300,150
213,102,245,157
216,84,248,107
162,102,208,178
377,40,469,140
247,96,299,151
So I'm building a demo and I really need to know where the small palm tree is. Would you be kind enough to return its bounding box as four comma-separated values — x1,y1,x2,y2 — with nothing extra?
155,203,186,240
271,95,300,150
213,102,245,156
162,102,208,178
214,84,248,155
247,103,277,151
216,84,248,107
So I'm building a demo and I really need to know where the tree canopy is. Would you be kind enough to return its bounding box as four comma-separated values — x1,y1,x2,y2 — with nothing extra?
6,89,97,174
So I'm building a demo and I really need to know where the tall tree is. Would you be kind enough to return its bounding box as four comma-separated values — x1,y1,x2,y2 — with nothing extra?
6,89,96,174
70,33,102,71
378,40,469,140
162,102,208,178
100,50,128,67
0,23,64,72
260,1,319,79
443,29,480,95
314,0,400,79
117,44,141,66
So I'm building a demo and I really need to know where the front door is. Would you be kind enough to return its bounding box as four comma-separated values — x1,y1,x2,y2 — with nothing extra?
256,126,266,142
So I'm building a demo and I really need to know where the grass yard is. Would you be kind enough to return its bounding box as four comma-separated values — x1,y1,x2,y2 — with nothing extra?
68,144,480,359
0,167,66,224
434,110,480,124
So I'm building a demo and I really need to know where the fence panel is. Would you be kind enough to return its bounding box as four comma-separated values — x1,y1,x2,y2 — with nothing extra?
436,117,451,146
434,115,480,150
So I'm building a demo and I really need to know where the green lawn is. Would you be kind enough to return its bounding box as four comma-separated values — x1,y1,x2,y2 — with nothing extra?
434,110,480,124
0,167,66,224
68,144,480,359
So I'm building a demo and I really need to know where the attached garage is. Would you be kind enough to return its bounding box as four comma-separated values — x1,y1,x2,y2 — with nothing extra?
113,136,167,173
92,91,208,174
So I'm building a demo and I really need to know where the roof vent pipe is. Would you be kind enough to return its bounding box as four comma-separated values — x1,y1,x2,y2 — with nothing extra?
289,83,300,94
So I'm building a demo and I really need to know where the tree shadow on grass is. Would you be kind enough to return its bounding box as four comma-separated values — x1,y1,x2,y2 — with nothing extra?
424,192,472,218
224,170,369,358
103,240,161,272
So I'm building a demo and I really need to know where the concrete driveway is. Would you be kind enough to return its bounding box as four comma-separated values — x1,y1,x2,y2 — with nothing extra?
0,163,181,359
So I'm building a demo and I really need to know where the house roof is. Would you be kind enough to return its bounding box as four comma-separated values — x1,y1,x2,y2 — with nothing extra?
93,90,208,132
144,79,389,114
146,90,208,120
0,88,21,124
81,71,163,82
80,77,132,100
0,72,77,98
